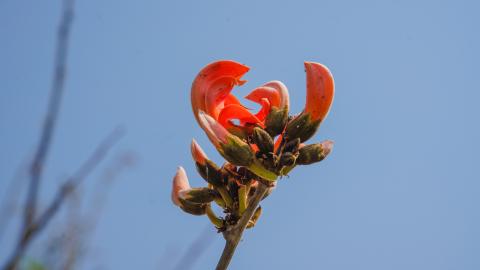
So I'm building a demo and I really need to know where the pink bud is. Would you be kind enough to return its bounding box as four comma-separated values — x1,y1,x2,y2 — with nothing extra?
320,140,334,156
171,167,191,206
197,110,230,148
191,139,208,165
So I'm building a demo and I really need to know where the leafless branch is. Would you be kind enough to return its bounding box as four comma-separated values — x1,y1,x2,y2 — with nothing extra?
24,0,75,230
2,128,124,270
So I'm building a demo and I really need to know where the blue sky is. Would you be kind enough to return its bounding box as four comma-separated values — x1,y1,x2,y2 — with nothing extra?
1,0,479,269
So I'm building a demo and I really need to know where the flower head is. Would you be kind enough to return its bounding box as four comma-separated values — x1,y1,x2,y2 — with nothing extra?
172,60,336,231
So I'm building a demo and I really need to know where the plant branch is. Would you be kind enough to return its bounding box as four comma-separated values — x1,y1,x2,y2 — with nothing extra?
1,128,124,270
215,183,269,270
24,0,75,229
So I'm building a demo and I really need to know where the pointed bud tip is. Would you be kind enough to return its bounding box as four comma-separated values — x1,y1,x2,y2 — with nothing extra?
191,139,208,165
172,166,190,206
322,140,334,154
197,110,229,146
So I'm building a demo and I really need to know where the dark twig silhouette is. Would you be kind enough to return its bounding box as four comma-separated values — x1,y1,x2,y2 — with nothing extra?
0,0,126,269
2,129,124,270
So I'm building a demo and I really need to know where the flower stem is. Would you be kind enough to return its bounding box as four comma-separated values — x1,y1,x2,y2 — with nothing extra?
238,185,247,215
215,183,269,270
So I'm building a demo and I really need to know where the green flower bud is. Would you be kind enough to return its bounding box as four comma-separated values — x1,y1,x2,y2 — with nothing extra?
283,138,301,153
177,198,207,216
279,152,297,167
252,127,274,154
285,112,320,142
265,107,288,137
180,187,220,204
219,135,255,167
296,140,334,165
195,160,224,187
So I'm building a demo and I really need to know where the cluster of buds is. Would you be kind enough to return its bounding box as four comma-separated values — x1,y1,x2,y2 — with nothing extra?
172,60,334,231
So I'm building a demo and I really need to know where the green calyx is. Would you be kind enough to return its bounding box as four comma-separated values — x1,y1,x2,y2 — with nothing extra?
265,107,289,137
252,127,274,154
219,135,255,167
285,112,321,142
296,143,330,165
247,159,278,181
195,160,224,187
181,187,220,204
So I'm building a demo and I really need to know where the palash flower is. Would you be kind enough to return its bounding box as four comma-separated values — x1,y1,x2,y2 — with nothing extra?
171,60,336,269
190,60,334,173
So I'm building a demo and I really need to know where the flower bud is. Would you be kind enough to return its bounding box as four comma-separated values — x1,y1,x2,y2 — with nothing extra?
279,152,296,167
252,127,274,154
179,187,220,204
171,167,191,207
283,138,301,154
264,107,288,137
191,139,208,165
296,140,334,165
285,112,320,143
220,135,255,167
177,198,207,216
195,160,224,187
198,111,255,167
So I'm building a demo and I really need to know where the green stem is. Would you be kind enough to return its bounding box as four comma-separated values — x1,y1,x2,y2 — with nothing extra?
206,204,223,228
215,183,269,270
217,186,233,209
238,185,247,216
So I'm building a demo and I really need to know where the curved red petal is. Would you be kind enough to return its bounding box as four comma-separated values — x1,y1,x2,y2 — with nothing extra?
245,86,281,108
191,60,249,123
304,62,335,122
218,104,261,127
263,80,289,109
254,98,271,121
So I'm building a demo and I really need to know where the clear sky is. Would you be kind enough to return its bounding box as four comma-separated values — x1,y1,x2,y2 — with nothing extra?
1,0,479,269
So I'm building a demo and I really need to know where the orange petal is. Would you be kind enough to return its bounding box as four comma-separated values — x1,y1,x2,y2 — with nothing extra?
263,80,289,109
254,98,271,121
191,60,249,123
304,62,334,122
245,86,281,108
224,94,241,106
218,104,261,127
245,81,289,110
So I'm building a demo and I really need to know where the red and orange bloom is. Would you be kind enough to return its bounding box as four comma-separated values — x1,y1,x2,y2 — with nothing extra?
190,60,334,177
172,59,335,228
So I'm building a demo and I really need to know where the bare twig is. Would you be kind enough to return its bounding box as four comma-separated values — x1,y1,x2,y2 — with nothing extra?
1,0,76,268
24,0,75,229
64,151,136,270
1,128,124,270
0,162,29,243
215,183,269,270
